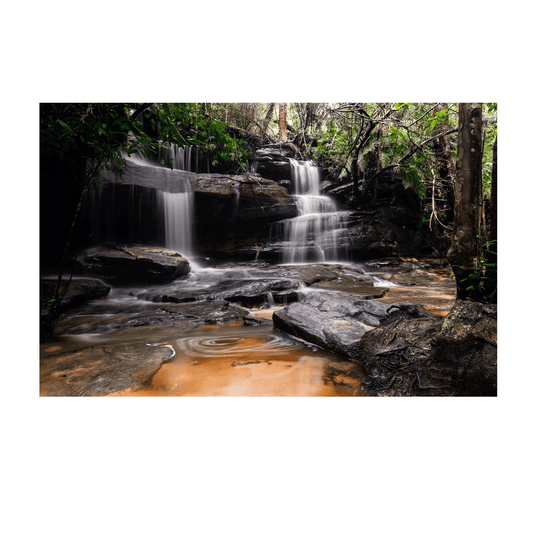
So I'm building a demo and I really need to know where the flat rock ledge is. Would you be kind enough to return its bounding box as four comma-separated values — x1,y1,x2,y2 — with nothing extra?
40,342,175,396
138,278,300,306
53,300,250,336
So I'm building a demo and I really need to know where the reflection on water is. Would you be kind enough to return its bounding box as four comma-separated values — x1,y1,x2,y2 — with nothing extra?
42,258,457,396
107,324,366,397
364,258,456,316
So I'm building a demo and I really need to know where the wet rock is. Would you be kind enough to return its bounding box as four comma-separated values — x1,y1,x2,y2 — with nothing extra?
193,174,297,224
354,300,497,396
40,278,111,314
192,175,297,260
40,342,175,396
138,278,300,306
273,263,389,298
243,315,264,326
93,161,297,262
431,300,497,396
192,256,217,268
54,300,249,335
273,290,396,358
168,300,249,325
75,244,191,285
211,278,299,303
252,147,294,183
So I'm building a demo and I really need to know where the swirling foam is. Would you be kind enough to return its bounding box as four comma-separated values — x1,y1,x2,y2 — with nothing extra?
174,332,301,357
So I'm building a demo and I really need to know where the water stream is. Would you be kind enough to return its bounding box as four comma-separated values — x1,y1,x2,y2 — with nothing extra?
272,159,351,263
43,152,457,396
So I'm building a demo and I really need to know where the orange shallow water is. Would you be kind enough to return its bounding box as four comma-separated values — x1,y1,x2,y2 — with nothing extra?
42,260,457,397
106,324,366,397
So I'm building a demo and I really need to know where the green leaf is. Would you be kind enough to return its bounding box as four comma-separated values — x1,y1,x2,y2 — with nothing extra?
57,119,74,133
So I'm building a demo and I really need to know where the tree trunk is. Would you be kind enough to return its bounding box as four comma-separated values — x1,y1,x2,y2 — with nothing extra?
278,103,288,142
45,168,91,327
259,103,275,144
447,103,484,301
373,125,382,202
432,104,456,223
486,135,497,302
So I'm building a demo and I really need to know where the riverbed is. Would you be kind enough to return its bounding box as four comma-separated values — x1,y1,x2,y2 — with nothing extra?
40,258,456,397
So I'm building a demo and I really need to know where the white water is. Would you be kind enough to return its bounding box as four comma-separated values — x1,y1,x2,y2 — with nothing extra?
277,159,351,263
121,144,198,258
157,186,195,256
157,144,201,172
291,159,321,195
124,143,203,173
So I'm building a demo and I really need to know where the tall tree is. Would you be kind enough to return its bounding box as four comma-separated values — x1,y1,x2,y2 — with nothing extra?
447,103,484,301
259,103,275,144
485,135,497,302
278,103,288,142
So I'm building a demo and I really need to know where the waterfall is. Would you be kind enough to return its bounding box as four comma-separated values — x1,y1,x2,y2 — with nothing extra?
82,147,197,257
157,143,203,172
290,158,320,195
125,142,205,173
232,181,241,218
156,179,195,255
122,143,198,255
276,159,351,264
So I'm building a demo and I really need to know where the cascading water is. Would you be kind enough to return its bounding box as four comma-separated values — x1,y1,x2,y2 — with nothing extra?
81,145,198,257
126,142,206,173
273,158,351,263
156,184,195,255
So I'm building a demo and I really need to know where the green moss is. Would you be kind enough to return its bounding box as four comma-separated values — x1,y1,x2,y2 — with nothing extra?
442,318,454,332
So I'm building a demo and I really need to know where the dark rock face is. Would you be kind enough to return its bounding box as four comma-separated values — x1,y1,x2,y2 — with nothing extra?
252,146,296,183
40,342,175,396
193,174,297,259
354,300,497,396
82,160,298,263
192,174,297,224
40,279,111,314
75,245,191,285
325,171,452,259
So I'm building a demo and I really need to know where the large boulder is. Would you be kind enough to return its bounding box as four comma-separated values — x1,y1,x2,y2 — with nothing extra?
273,290,411,359
273,290,497,396
354,300,497,396
75,244,191,285
431,300,497,396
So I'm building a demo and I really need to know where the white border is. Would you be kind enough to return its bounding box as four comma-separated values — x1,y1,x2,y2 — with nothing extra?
17,84,516,416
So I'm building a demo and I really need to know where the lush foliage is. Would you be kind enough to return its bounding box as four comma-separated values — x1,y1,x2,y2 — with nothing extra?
40,103,250,184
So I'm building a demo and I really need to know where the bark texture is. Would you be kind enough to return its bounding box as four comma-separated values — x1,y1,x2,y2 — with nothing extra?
486,135,497,301
447,103,483,301
278,103,288,142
